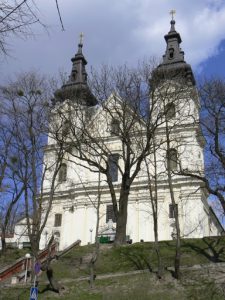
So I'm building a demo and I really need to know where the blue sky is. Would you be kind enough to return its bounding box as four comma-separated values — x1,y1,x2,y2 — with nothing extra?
1,0,225,82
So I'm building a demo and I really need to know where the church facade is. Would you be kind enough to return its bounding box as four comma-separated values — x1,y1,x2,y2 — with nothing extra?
40,19,223,250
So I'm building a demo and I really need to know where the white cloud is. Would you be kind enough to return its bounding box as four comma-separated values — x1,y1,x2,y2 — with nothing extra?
132,0,225,68
1,0,225,78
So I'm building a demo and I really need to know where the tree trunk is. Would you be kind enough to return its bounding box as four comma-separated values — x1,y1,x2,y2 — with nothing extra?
30,238,39,260
46,266,60,293
145,150,163,279
166,161,181,280
114,191,129,245
1,232,6,254
167,165,181,280
89,169,101,288
41,260,61,293
153,216,163,278
164,116,181,280
173,208,181,279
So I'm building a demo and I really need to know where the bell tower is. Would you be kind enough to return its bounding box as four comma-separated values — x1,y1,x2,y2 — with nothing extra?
151,14,195,86
54,34,98,107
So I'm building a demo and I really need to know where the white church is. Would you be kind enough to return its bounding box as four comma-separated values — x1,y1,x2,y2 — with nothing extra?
40,18,223,250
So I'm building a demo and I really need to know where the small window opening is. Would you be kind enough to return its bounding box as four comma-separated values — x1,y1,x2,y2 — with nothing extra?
165,103,176,120
169,48,174,59
111,119,120,135
72,71,77,81
169,204,178,218
58,163,67,182
54,214,62,227
62,120,70,136
106,205,116,223
167,148,178,171
108,154,119,182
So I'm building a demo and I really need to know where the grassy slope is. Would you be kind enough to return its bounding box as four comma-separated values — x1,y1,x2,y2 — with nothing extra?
1,237,225,299
0,248,28,269
53,237,225,278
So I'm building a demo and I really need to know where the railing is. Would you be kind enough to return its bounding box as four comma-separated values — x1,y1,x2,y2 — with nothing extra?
0,242,57,282
57,239,81,258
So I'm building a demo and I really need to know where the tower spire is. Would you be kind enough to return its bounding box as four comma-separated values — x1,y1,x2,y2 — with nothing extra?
69,33,88,85
151,13,195,86
54,34,98,106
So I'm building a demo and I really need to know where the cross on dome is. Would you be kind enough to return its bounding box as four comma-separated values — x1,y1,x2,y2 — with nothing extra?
169,9,176,20
79,32,84,45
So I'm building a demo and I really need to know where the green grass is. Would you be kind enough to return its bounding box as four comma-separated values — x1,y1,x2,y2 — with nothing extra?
1,272,224,300
53,236,225,279
1,237,225,299
0,248,29,269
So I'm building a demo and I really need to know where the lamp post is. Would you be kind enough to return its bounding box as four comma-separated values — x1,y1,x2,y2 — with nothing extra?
24,253,31,283
90,228,93,244
45,231,48,247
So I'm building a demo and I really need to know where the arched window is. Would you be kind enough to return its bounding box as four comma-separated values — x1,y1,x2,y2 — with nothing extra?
167,148,178,171
169,203,178,218
169,48,174,59
53,231,61,250
165,103,176,120
111,119,120,135
106,204,116,223
83,73,87,82
54,214,62,227
108,154,119,182
72,70,77,81
62,120,70,136
58,163,67,182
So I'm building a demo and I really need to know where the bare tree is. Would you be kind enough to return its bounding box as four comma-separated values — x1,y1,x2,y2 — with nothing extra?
0,0,66,55
82,168,102,288
0,71,67,290
176,79,225,219
159,76,203,279
144,137,164,279
0,95,26,253
0,0,45,55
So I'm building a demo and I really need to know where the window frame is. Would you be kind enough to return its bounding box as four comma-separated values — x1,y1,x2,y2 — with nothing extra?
106,204,116,223
165,102,176,120
54,213,62,227
168,47,174,59
110,119,120,136
167,148,178,171
108,153,119,182
62,120,70,136
58,163,67,182
169,204,178,219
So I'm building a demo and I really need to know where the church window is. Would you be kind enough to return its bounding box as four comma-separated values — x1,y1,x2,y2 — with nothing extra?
167,148,178,171
106,204,116,223
72,70,77,81
58,163,67,182
165,103,175,119
62,120,70,136
169,204,178,218
83,73,87,82
54,214,62,227
108,154,119,182
169,48,174,59
111,119,120,135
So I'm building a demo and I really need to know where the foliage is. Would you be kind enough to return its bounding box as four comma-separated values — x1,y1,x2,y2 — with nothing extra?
1,238,225,299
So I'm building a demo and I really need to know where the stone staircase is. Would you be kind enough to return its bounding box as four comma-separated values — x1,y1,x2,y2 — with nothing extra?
0,242,57,283
0,240,82,284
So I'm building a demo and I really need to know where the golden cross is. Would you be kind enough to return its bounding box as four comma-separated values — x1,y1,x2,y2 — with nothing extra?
169,9,176,20
79,32,84,44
